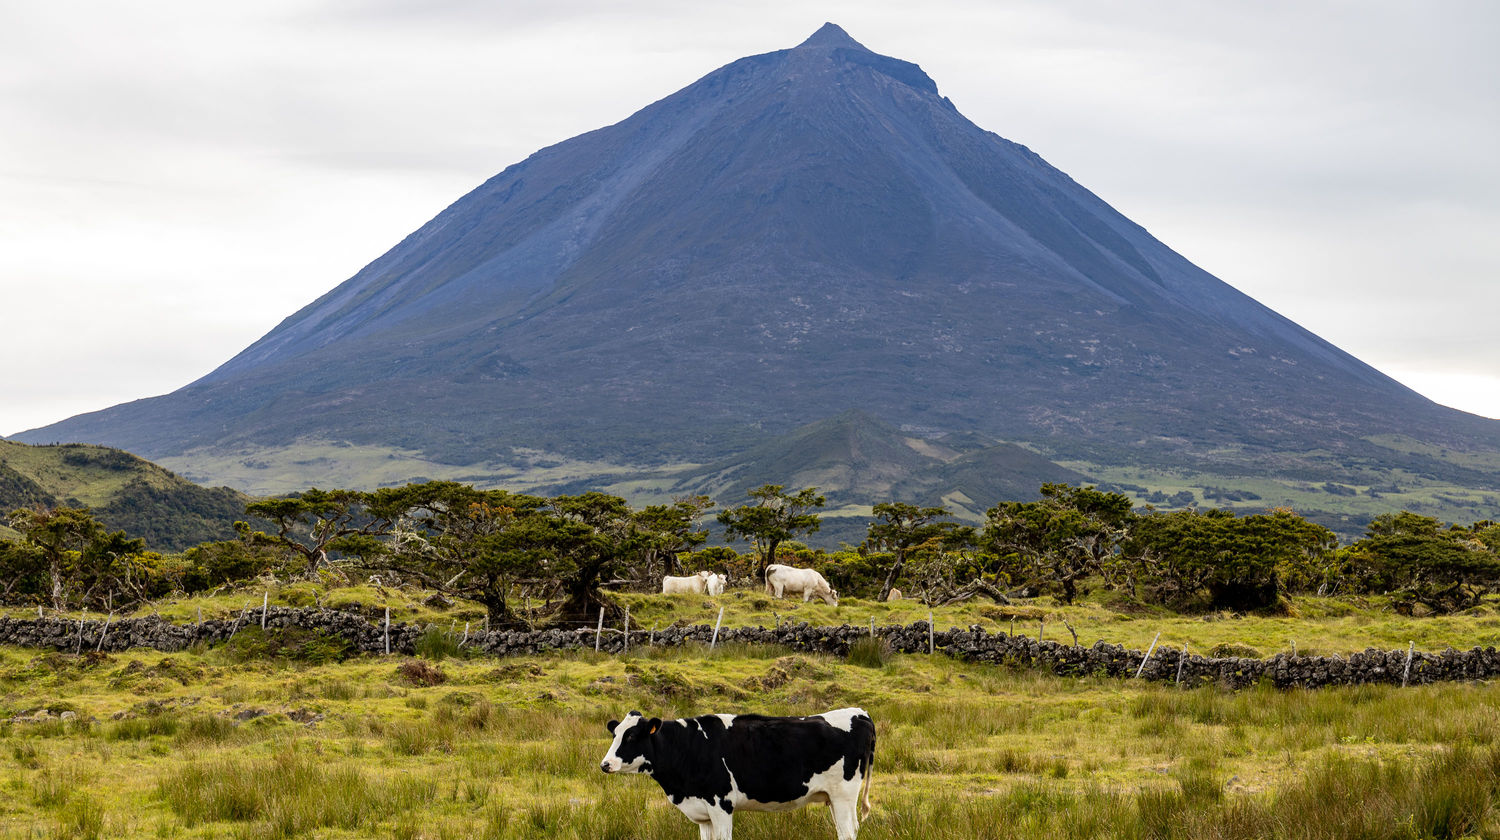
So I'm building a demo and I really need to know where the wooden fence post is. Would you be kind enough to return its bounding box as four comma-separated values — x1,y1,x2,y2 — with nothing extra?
1402,641,1415,687
928,610,935,655
228,601,252,641
96,612,114,652
595,607,605,652
383,606,391,655
1176,644,1188,686
624,608,631,654
710,607,725,651
260,592,268,629
1135,632,1162,678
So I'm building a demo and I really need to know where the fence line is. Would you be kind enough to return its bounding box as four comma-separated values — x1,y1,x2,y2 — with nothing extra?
0,607,1494,690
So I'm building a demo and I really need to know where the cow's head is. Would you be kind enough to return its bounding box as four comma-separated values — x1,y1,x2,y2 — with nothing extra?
823,587,839,607
601,711,659,774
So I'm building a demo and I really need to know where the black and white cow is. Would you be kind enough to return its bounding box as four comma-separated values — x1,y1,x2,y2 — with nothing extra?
600,708,875,839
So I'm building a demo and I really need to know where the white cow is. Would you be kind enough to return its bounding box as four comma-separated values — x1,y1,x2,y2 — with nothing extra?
662,570,726,596
887,588,902,602
764,564,838,606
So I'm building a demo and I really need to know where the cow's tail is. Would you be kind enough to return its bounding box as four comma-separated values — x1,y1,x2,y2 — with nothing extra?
763,564,774,596
859,727,875,820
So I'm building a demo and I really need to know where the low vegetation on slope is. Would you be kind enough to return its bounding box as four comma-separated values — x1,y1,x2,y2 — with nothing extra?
0,441,247,551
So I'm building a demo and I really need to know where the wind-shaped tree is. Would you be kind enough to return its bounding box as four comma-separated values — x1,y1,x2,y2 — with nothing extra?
717,485,825,580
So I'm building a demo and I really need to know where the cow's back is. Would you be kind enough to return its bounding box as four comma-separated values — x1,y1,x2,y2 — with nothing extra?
716,710,874,808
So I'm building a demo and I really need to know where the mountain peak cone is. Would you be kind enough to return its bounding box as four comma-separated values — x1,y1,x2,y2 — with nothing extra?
13,25,1498,519
796,22,869,51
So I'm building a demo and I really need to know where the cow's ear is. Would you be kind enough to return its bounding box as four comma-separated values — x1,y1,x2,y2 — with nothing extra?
648,718,661,735
607,719,619,735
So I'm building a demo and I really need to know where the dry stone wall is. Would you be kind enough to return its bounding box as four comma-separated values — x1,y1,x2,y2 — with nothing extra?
2,609,1496,690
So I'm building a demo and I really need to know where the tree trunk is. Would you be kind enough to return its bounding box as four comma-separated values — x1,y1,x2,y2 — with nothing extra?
556,583,621,625
760,538,782,581
49,555,65,611
307,548,329,579
878,553,907,602
479,587,522,630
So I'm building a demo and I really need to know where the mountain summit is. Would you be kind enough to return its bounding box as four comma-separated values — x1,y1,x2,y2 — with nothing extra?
798,22,868,50
16,25,1499,523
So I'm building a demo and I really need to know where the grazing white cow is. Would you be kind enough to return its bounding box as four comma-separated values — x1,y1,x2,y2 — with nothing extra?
887,588,902,602
602,708,876,840
764,564,838,606
662,570,714,595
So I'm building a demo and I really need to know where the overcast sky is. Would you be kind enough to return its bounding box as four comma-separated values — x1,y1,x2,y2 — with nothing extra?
3,0,1497,438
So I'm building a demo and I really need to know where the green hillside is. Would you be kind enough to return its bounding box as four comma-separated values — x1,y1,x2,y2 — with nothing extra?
0,440,249,551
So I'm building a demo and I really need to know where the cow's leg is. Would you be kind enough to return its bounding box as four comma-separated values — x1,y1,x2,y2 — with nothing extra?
696,821,713,840
707,807,734,840
830,796,860,840
803,590,813,602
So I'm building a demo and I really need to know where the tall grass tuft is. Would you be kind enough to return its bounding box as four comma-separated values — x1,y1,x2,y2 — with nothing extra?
173,713,239,746
155,748,423,837
846,637,893,669
416,626,462,662
54,791,106,840
106,713,180,742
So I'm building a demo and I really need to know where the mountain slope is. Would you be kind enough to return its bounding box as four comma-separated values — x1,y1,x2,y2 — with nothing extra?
0,441,249,551
13,23,1499,509
653,410,1087,517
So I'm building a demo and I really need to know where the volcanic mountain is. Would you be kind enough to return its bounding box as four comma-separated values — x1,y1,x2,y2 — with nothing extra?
16,24,1500,526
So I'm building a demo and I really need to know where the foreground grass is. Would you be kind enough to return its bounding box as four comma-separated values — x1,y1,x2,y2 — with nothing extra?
3,636,1500,839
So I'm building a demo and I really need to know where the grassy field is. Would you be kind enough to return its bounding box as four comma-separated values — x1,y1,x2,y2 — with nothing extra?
1058,448,1500,536
6,584,1500,838
153,441,690,499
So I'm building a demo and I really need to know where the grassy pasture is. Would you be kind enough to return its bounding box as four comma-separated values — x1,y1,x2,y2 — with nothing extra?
3,627,1500,839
